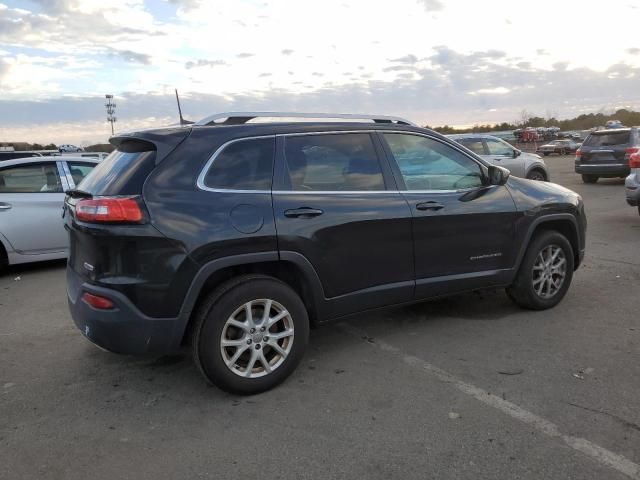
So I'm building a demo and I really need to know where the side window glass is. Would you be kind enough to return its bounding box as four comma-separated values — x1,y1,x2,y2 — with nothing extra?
67,162,96,187
0,163,62,193
458,138,486,155
204,137,274,190
283,133,385,191
383,133,483,191
485,139,514,156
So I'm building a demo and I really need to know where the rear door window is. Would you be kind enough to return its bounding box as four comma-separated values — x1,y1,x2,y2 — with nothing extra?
203,137,274,190
0,163,62,193
583,131,630,147
283,133,385,191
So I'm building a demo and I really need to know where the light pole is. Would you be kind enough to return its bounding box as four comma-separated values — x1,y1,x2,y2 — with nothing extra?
105,94,116,136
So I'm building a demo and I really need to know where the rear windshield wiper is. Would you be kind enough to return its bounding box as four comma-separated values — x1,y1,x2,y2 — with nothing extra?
65,188,92,198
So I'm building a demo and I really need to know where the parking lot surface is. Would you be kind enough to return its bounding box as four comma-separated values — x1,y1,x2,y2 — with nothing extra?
1,155,638,480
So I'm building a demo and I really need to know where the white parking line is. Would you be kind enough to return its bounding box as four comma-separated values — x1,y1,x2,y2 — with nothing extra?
339,323,640,480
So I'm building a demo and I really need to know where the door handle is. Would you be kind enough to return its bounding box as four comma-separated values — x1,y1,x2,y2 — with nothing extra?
416,201,444,211
284,207,324,218
0,203,12,210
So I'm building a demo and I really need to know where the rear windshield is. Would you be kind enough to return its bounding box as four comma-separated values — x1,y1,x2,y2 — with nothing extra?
77,140,156,195
583,131,630,147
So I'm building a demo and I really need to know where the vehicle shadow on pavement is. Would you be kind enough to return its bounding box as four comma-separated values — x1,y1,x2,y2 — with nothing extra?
70,288,521,400
0,259,67,279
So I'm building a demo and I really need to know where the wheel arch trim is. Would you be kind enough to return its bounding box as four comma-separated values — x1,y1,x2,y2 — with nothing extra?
172,251,326,347
513,213,581,274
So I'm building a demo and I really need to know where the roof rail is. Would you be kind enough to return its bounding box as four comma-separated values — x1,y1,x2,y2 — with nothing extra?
194,111,417,127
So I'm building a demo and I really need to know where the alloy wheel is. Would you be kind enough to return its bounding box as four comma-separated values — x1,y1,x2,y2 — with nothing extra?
220,299,294,378
532,245,567,299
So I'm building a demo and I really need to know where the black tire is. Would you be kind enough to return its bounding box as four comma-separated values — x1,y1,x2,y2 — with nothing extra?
506,230,574,310
192,275,309,395
637,206,640,216
581,174,598,184
0,243,7,270
543,152,549,156
526,169,546,181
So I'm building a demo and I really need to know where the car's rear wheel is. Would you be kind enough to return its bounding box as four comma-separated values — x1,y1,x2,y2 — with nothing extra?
543,153,549,156
581,174,599,184
192,275,309,395
526,169,546,181
506,230,574,310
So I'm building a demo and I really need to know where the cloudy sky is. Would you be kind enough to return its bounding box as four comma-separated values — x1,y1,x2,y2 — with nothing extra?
1,0,639,145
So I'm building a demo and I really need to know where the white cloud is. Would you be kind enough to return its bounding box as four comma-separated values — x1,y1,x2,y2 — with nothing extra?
1,0,639,142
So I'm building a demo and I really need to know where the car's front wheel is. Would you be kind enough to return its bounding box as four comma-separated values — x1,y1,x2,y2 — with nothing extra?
526,169,546,181
506,230,574,310
192,275,309,395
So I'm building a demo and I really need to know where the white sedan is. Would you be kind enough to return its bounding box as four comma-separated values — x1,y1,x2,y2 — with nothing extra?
0,156,100,267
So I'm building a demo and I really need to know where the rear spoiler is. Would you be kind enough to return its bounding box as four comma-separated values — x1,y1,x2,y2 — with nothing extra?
110,127,191,165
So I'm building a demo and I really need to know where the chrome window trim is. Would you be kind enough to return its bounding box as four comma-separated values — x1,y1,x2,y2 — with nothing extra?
196,129,488,194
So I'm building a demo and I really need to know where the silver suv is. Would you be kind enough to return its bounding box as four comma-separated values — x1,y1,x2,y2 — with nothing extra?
625,151,640,215
448,134,549,181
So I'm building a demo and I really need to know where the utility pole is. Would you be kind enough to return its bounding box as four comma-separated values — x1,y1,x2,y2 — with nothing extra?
105,94,116,135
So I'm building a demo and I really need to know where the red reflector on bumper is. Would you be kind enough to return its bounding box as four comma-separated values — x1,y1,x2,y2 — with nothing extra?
82,292,114,310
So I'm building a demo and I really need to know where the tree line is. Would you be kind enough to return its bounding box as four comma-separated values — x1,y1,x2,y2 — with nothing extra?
428,108,640,134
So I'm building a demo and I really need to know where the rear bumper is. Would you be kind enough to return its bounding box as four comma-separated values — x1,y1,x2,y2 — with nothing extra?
67,267,181,355
575,163,629,177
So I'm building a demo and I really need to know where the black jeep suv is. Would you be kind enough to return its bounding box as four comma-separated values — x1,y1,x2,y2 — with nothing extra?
65,112,586,394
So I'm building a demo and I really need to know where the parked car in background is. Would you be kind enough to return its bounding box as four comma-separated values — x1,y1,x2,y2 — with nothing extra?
59,144,84,153
536,139,581,156
575,127,639,183
625,151,640,215
81,152,109,160
0,156,99,267
448,134,549,181
0,151,43,161
64,112,585,395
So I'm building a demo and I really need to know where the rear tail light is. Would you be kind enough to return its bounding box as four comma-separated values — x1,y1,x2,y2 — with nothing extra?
75,196,144,223
629,152,640,169
82,292,114,310
575,149,582,158
625,147,639,155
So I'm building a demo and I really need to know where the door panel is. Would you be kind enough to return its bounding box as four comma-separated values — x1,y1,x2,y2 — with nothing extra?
273,132,414,312
0,162,67,254
274,192,414,299
380,132,518,299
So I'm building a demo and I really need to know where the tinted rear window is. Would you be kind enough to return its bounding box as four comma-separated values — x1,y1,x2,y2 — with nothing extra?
203,137,274,190
78,140,156,195
583,131,630,147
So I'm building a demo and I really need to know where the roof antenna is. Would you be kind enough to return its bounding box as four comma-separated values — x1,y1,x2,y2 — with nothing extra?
175,89,193,125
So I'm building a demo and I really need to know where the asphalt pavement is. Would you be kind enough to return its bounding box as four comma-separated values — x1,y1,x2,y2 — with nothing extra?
1,154,638,480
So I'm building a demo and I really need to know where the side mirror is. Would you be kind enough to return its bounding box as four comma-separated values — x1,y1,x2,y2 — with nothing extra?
488,165,510,185
513,149,521,158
